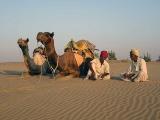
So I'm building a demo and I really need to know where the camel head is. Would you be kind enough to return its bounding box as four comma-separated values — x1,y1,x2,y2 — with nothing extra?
17,38,29,49
37,32,54,45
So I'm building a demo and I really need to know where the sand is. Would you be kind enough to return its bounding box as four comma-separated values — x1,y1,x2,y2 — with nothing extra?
0,61,160,120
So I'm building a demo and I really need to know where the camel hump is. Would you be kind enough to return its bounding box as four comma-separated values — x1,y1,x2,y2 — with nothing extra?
62,52,83,67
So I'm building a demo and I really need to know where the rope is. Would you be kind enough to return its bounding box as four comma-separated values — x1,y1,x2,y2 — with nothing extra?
39,64,43,81
53,55,59,75
36,38,60,79
43,46,59,79
45,55,59,79
36,42,42,81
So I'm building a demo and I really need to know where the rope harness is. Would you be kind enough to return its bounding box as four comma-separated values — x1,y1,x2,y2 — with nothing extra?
45,55,59,78
43,44,59,78
18,40,59,81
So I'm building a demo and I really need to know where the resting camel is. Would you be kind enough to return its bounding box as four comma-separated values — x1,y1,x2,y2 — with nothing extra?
17,38,49,75
36,32,84,77
64,39,96,59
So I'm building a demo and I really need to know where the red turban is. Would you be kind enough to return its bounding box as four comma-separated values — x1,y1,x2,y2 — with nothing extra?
100,51,108,58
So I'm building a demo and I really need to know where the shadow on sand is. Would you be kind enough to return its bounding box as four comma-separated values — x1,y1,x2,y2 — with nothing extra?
0,70,25,76
111,76,123,81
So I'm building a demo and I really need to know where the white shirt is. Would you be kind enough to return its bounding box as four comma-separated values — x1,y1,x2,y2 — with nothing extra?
128,58,147,74
91,58,110,74
127,58,148,80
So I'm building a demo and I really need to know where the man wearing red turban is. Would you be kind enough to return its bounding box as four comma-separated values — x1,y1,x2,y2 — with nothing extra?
100,51,108,59
84,50,110,80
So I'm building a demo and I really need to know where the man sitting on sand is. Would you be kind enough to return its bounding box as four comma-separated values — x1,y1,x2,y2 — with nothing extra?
84,50,110,80
120,49,148,82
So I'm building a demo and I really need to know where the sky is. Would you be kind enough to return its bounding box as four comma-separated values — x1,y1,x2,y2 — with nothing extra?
0,0,160,62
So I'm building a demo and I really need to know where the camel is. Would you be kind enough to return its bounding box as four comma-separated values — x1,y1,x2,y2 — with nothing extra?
17,38,49,75
64,39,97,59
36,32,85,77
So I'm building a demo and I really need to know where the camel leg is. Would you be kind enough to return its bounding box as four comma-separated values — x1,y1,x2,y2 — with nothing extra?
60,66,79,77
67,68,80,77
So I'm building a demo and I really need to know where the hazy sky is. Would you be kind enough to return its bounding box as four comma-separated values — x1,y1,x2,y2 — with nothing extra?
0,0,160,62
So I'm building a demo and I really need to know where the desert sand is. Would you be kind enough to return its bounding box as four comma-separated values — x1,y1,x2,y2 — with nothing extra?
0,61,160,120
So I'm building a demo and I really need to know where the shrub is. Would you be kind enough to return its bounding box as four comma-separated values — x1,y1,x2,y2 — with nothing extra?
143,52,151,62
108,50,117,60
94,52,99,58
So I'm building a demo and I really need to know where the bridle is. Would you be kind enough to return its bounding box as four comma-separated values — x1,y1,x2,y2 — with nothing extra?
37,36,59,78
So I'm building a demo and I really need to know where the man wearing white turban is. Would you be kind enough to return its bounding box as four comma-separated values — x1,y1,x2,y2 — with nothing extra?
120,49,148,82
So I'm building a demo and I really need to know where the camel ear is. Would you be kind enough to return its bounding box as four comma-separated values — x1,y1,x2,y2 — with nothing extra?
26,38,29,42
50,32,54,38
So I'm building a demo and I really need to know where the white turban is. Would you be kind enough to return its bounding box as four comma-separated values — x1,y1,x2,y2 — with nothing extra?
130,49,140,57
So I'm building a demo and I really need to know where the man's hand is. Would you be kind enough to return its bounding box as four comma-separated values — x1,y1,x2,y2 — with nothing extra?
123,73,128,78
101,73,109,79
128,73,135,79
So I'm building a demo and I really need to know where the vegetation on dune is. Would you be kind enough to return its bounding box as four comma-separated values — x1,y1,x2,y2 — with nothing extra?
109,50,117,60
143,52,151,62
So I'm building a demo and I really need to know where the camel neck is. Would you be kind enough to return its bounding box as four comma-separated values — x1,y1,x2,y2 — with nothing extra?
21,47,31,60
21,47,32,70
45,38,58,64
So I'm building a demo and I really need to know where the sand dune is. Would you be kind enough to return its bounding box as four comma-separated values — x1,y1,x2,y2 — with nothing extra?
0,61,160,120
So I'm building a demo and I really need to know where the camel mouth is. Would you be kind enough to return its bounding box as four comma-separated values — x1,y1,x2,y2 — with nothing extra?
37,39,46,47
36,38,45,45
18,45,23,48
36,36,42,42
17,42,23,46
